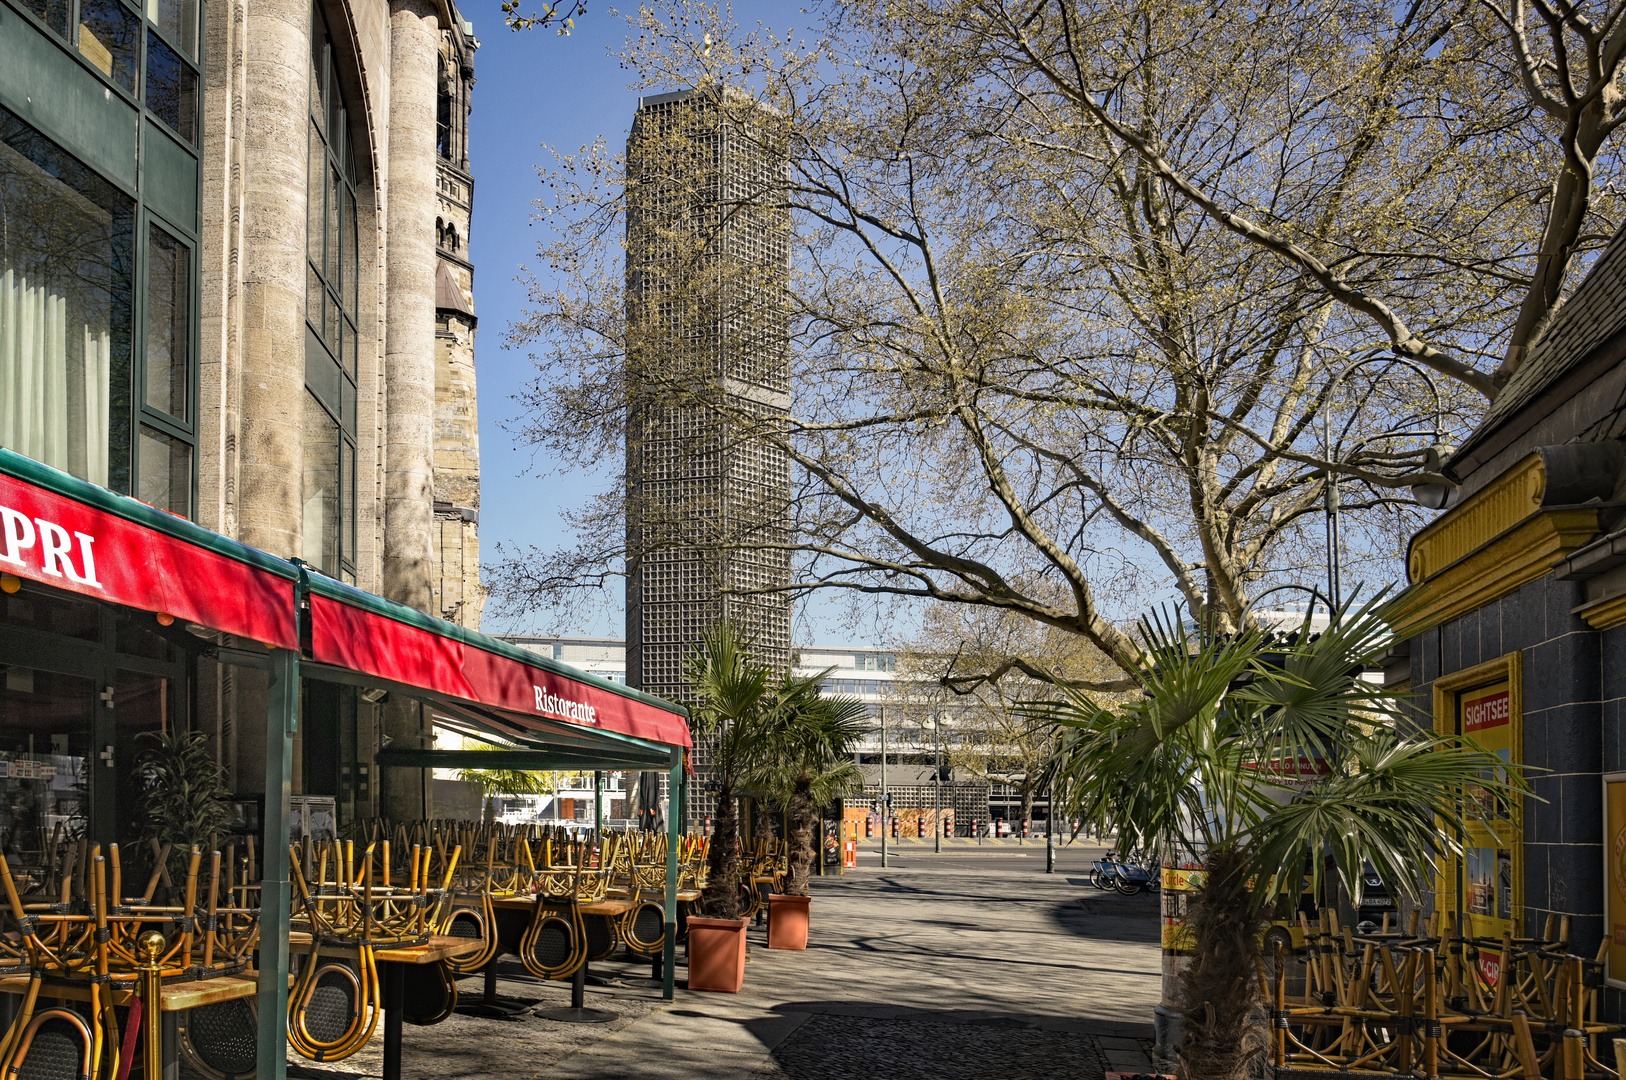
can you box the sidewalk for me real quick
[540,858,1160,1079]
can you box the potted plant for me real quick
[746,674,867,950]
[134,730,235,893]
[684,621,775,992]
[1046,598,1524,1079]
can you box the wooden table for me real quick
[0,971,265,1080]
[288,933,483,1080]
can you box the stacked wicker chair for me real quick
[0,838,261,1080]
[1270,909,1622,1080]
[285,839,459,1062]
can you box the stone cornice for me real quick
[1400,507,1599,633]
[1577,592,1626,630]
[1408,453,1546,583]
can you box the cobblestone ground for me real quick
[239,842,1160,1079]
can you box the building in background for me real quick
[498,635,1055,832]
[623,89,792,821]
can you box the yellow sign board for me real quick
[1606,775,1626,988]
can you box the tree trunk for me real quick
[702,786,741,919]
[784,777,815,895]
[753,798,775,845]
[1019,785,1035,831]
[1178,845,1267,1080]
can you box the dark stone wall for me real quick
[1410,572,1607,980]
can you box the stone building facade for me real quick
[0,0,483,819]
[431,13,483,629]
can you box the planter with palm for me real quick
[745,673,867,898]
[1045,598,1524,1080]
[686,621,776,922]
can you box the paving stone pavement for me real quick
[542,847,1161,1080]
[263,844,1159,1079]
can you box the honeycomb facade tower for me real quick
[624,89,792,821]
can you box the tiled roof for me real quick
[435,260,473,317]
[1459,225,1626,453]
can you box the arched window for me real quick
[303,0,360,581]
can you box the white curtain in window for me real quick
[1,128,115,488]
[0,268,109,486]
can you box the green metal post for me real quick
[257,647,298,1080]
[662,750,682,1000]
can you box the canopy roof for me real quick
[0,449,689,763]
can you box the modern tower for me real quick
[623,88,792,821]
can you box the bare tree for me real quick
[495,0,1622,676]
[946,0,1626,396]
[887,599,1125,825]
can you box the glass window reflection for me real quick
[144,223,188,419]
[145,0,195,55]
[77,0,140,94]
[302,392,339,575]
[0,106,133,490]
[145,32,198,143]
[137,424,190,516]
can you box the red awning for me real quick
[0,458,298,649]
[0,450,688,749]
[308,590,690,747]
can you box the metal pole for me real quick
[879,704,888,869]
[934,716,941,853]
[257,646,298,1080]
[594,770,603,837]
[662,752,681,1001]
[1046,771,1055,873]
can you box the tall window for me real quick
[1,0,198,514]
[0,108,132,489]
[304,1,358,581]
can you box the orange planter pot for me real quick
[686,916,748,992]
[767,894,811,950]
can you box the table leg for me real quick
[163,1011,178,1080]
[533,950,615,1024]
[382,963,404,1080]
[484,958,498,1006]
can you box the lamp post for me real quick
[879,703,888,869]
[1321,355,1446,611]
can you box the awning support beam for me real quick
[375,747,671,771]
[257,647,298,1080]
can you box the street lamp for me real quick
[1320,356,1448,611]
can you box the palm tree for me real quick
[745,673,869,895]
[453,740,556,823]
[686,620,776,920]
[1045,598,1523,1080]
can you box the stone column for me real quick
[382,0,438,613]
[236,0,309,559]
[381,0,439,821]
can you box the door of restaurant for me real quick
[0,577,188,863]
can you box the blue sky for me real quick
[467,3,829,640]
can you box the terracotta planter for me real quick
[686,916,748,992]
[767,894,811,950]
